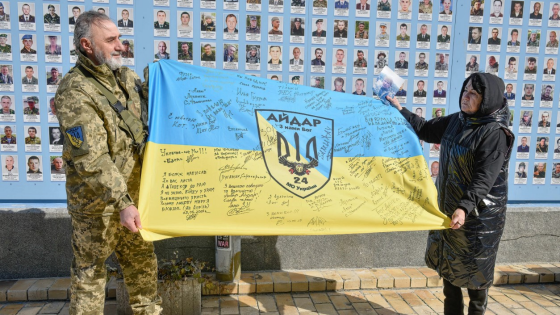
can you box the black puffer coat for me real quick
[400,73,515,290]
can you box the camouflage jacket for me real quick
[25,136,41,144]
[23,107,39,115]
[1,135,16,144]
[54,51,145,215]
[44,14,60,24]
[0,44,10,53]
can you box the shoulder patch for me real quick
[66,126,84,148]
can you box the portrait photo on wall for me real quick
[310,76,325,89]
[398,0,412,19]
[549,2,560,27]
[504,56,518,80]
[289,46,304,71]
[0,2,10,30]
[117,8,134,36]
[93,7,110,17]
[224,13,239,41]
[18,3,36,31]
[177,11,194,38]
[200,42,216,65]
[394,51,409,76]
[154,40,171,60]
[504,83,516,105]
[246,15,262,41]
[352,77,367,95]
[44,35,62,63]
[50,156,66,181]
[507,28,521,52]
[245,45,261,70]
[489,0,504,21]
[20,34,37,62]
[0,96,15,122]
[68,5,84,33]
[333,19,348,45]
[529,1,543,26]
[519,110,533,133]
[177,41,193,64]
[2,154,19,181]
[43,4,60,32]
[268,16,283,41]
[469,0,484,23]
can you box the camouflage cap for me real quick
[27,96,38,103]
[48,4,55,9]
[380,23,387,28]
[0,34,6,38]
[250,45,257,50]
[292,76,300,80]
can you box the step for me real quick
[0,263,558,301]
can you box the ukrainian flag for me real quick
[139,60,449,241]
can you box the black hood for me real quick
[459,73,506,117]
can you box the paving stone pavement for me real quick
[1,283,559,314]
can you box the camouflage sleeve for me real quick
[55,79,133,211]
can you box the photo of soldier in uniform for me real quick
[154,10,170,29]
[46,67,61,85]
[154,41,170,60]
[246,45,260,64]
[1,125,16,144]
[177,42,193,61]
[45,35,61,56]
[43,4,60,25]
[121,40,134,59]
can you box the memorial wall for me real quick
[0,0,558,202]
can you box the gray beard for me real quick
[93,44,122,70]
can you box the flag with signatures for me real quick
[138,60,449,241]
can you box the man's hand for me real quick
[450,208,465,230]
[120,205,142,233]
[385,95,403,111]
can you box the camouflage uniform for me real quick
[246,26,260,34]
[47,76,61,85]
[54,51,161,315]
[1,109,14,114]
[0,44,10,53]
[44,14,60,24]
[178,52,192,61]
[313,0,327,7]
[418,2,432,13]
[0,14,9,22]
[354,58,367,67]
[23,107,39,115]
[121,50,135,58]
[25,136,41,144]
[1,135,16,143]
[21,48,36,54]
[415,62,429,70]
[45,45,62,55]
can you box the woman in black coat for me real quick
[387,73,515,315]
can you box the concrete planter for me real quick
[117,278,201,315]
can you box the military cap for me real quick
[315,76,321,80]
[51,67,59,72]
[27,96,38,103]
[292,76,300,80]
[380,23,387,28]
[294,17,302,22]
[48,4,55,9]
[271,16,279,22]
[523,111,530,117]
[0,34,6,38]
[22,34,33,40]
[122,40,130,45]
[48,35,57,39]
[0,3,4,8]
[316,19,323,24]
[358,21,365,25]
[250,15,257,20]
[250,45,257,50]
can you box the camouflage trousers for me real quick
[70,212,162,315]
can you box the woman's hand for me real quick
[385,95,402,111]
[450,208,466,230]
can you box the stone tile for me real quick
[352,302,377,315]
[491,294,523,309]
[287,272,308,292]
[354,269,377,289]
[546,307,560,315]
[221,306,240,315]
[202,307,220,314]
[28,279,55,301]
[7,279,37,301]
[487,302,515,315]
[294,297,316,313]
[336,270,361,290]
[58,303,69,315]
[254,273,273,294]
[412,305,436,315]
[238,295,258,308]
[202,296,220,308]
[399,292,424,307]
[38,301,65,314]
[48,279,70,300]
[330,295,352,310]
[519,301,554,314]
[416,268,442,287]
[221,295,240,308]
[256,295,278,312]
[302,271,326,292]
[496,265,523,284]
[385,298,415,314]
[511,309,536,315]
[511,265,540,284]
[314,303,338,315]
[525,264,556,283]
[309,292,330,304]
[291,293,310,298]
[493,269,509,285]
[271,272,291,293]
[18,304,43,315]
[274,293,298,315]
[239,306,259,315]
[363,292,390,309]
[320,270,343,291]
[338,310,358,315]
[238,273,256,294]
[401,268,427,288]
[0,281,16,302]
[369,269,393,289]
[0,304,24,315]
[220,281,239,295]
[385,269,410,288]
[343,291,365,303]
[540,264,560,283]
[374,308,398,315]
